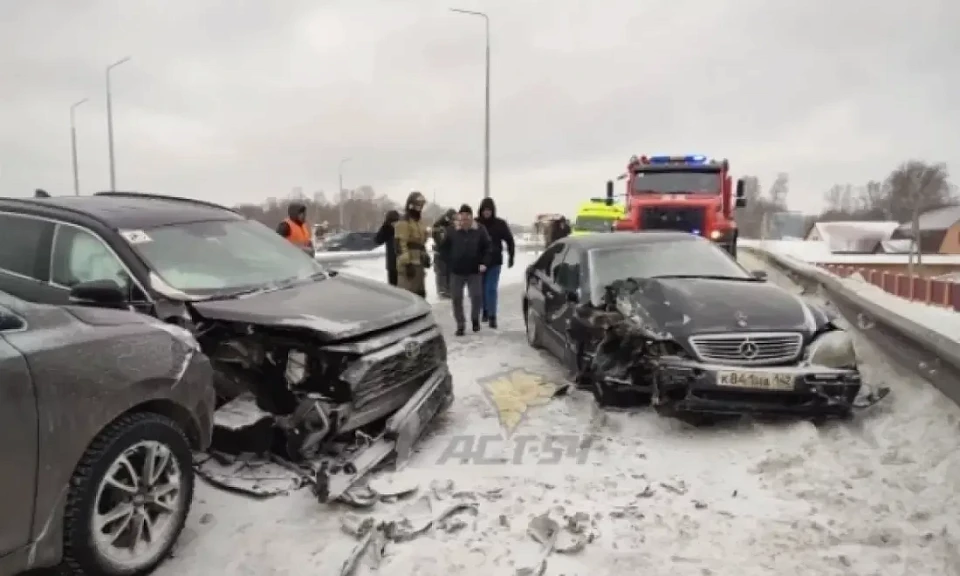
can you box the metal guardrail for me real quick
[742,244,960,407]
[314,242,542,264]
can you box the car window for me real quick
[554,246,581,292]
[132,219,325,295]
[533,243,564,274]
[51,225,131,291]
[0,214,54,280]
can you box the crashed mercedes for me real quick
[522,232,888,420]
[0,192,453,502]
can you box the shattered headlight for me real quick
[804,330,857,370]
[285,350,309,386]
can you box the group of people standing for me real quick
[375,192,515,336]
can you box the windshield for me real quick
[631,170,720,194]
[574,215,615,232]
[132,219,325,296]
[588,240,750,298]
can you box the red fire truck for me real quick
[606,154,746,256]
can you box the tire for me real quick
[62,412,195,576]
[525,306,543,349]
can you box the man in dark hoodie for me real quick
[277,202,314,255]
[375,209,401,286]
[394,191,431,298]
[475,197,515,329]
[439,204,491,336]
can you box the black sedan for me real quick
[521,232,880,419]
[320,231,378,252]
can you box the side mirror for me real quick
[751,270,768,280]
[735,179,745,198]
[735,198,747,208]
[69,279,127,307]
[566,290,579,303]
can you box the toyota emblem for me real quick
[403,340,420,359]
[738,340,759,360]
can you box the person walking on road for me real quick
[277,202,315,255]
[476,197,515,329]
[431,208,457,299]
[438,204,491,336]
[394,192,431,298]
[375,210,401,286]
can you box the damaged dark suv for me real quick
[523,232,886,420]
[0,192,453,500]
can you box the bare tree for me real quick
[885,160,951,273]
[767,173,789,209]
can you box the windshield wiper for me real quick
[651,274,758,282]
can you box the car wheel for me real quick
[525,307,542,349]
[62,412,195,576]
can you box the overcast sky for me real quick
[2,0,958,222]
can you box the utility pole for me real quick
[70,98,88,195]
[106,56,131,191]
[338,157,351,230]
[450,8,490,198]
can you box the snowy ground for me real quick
[156,251,960,576]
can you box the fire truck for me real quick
[606,154,746,256]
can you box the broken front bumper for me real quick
[315,364,454,502]
[653,357,864,416]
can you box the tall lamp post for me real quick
[449,8,490,199]
[70,98,88,196]
[106,56,131,191]
[338,157,351,230]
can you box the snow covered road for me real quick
[156,252,960,576]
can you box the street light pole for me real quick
[338,157,351,230]
[106,56,131,191]
[449,8,490,199]
[70,98,88,196]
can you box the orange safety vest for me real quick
[284,218,311,247]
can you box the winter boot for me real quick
[455,326,465,337]
[481,311,488,322]
[472,319,481,332]
[488,315,497,329]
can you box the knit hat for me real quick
[458,203,473,215]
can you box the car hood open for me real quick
[614,277,818,340]
[190,273,432,341]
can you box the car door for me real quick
[0,213,61,304]
[540,244,571,358]
[524,243,565,353]
[548,245,583,369]
[0,304,38,556]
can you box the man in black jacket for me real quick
[374,210,401,286]
[430,208,457,299]
[476,197,515,329]
[439,204,491,336]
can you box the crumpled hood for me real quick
[615,277,821,340]
[191,273,432,341]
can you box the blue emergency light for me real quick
[647,155,708,165]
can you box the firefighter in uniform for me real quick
[277,202,314,254]
[431,208,457,299]
[394,191,431,298]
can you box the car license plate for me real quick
[716,370,794,391]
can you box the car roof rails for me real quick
[93,191,237,213]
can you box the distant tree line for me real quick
[734,160,956,238]
[233,186,454,231]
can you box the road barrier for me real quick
[742,243,960,407]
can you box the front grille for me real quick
[688,332,803,366]
[350,335,447,406]
[639,206,706,234]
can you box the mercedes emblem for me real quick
[738,340,759,360]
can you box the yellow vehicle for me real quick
[571,198,624,236]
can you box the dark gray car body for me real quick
[0,291,215,575]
